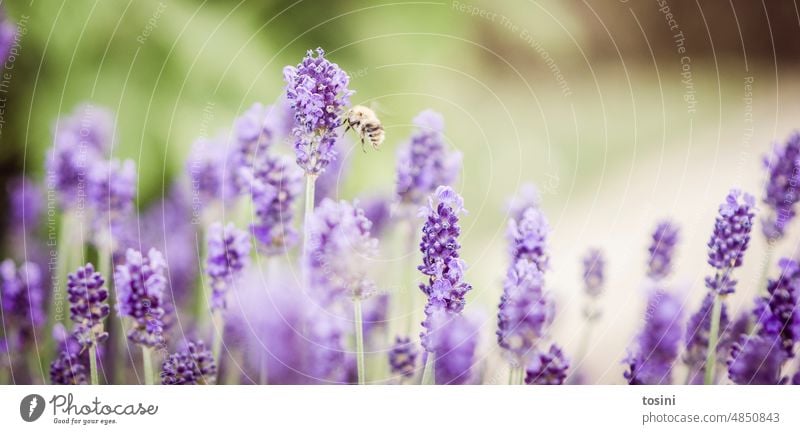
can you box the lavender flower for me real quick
[160,340,217,385]
[49,330,88,385]
[284,48,352,175]
[754,258,800,357]
[761,132,800,240]
[358,195,392,238]
[115,248,168,347]
[8,177,43,231]
[0,259,44,336]
[244,155,304,255]
[396,110,462,206]
[582,248,605,297]
[231,103,280,191]
[508,206,550,273]
[87,159,137,237]
[684,292,730,383]
[624,290,683,385]
[647,220,680,281]
[497,260,549,361]
[305,199,378,301]
[524,344,569,385]
[418,187,472,351]
[507,183,541,222]
[186,136,234,208]
[0,10,15,64]
[727,334,787,385]
[305,307,350,383]
[429,313,479,385]
[389,336,418,379]
[314,143,349,205]
[705,190,755,295]
[206,222,251,311]
[67,264,110,347]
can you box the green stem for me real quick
[89,344,99,385]
[354,298,366,385]
[142,346,154,385]
[757,248,773,297]
[212,310,225,365]
[303,174,317,254]
[421,352,435,385]
[259,352,269,385]
[575,300,597,374]
[704,293,722,385]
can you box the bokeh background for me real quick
[1,0,799,383]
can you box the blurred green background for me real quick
[2,0,799,382]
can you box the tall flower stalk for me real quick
[66,264,109,385]
[574,247,605,380]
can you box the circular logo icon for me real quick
[20,394,45,422]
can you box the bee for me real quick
[344,105,385,152]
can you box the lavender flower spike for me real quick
[88,159,137,239]
[231,103,279,192]
[727,334,788,385]
[67,264,110,347]
[755,258,800,357]
[430,313,479,385]
[582,248,605,298]
[761,132,800,240]
[206,222,251,311]
[1,9,16,65]
[705,189,755,295]
[161,340,217,385]
[115,248,168,347]
[396,110,462,206]
[284,48,352,175]
[8,177,43,231]
[624,290,683,385]
[683,292,729,384]
[647,220,680,281]
[525,344,569,385]
[388,336,418,380]
[497,260,549,362]
[0,259,45,338]
[49,327,88,385]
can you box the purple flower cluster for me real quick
[524,344,569,385]
[684,292,730,383]
[67,264,110,347]
[305,308,350,383]
[647,220,680,281]
[49,328,88,385]
[429,312,479,385]
[88,159,137,237]
[705,190,755,295]
[244,155,304,255]
[8,177,43,231]
[582,248,605,297]
[305,199,378,301]
[727,334,787,385]
[160,340,217,385]
[186,136,234,208]
[115,248,168,347]
[231,103,283,191]
[0,9,15,64]
[761,132,800,240]
[418,187,472,351]
[396,110,461,206]
[497,260,549,361]
[753,258,800,357]
[507,206,550,272]
[624,290,683,385]
[388,336,418,380]
[206,222,251,311]
[284,48,352,175]
[0,259,44,337]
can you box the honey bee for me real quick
[344,105,385,152]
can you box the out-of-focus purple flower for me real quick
[314,141,350,205]
[624,290,683,385]
[396,110,461,206]
[705,190,755,295]
[754,258,800,357]
[0,259,44,336]
[362,293,389,339]
[67,263,110,348]
[160,340,217,385]
[761,132,800,240]
[49,328,88,385]
[429,312,479,385]
[0,10,15,64]
[115,248,168,347]
[243,155,303,255]
[507,184,541,222]
[497,260,549,361]
[508,206,549,273]
[524,344,569,385]
[684,292,730,383]
[727,334,788,385]
[284,48,352,175]
[389,336,418,380]
[88,159,136,237]
[305,307,350,383]
[8,177,43,232]
[231,103,282,192]
[358,195,392,238]
[306,199,378,301]
[206,222,251,311]
[582,248,605,297]
[418,187,471,352]
[647,220,680,281]
[186,136,234,208]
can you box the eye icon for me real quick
[20,394,45,422]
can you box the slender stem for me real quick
[142,347,154,385]
[302,174,317,293]
[574,299,597,378]
[212,310,225,365]
[508,366,516,385]
[704,293,723,385]
[421,352,436,385]
[757,247,773,297]
[259,352,269,385]
[89,344,99,385]
[403,218,417,335]
[354,298,366,385]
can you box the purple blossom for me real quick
[49,327,88,385]
[88,159,137,236]
[705,189,755,295]
[754,258,800,357]
[305,307,350,383]
[497,260,549,362]
[160,340,217,385]
[761,132,800,240]
[727,334,788,385]
[418,187,472,352]
[582,248,605,297]
[67,263,110,347]
[243,155,303,255]
[508,205,549,273]
[429,312,479,385]
[305,199,378,301]
[231,103,280,191]
[389,336,418,380]
[684,292,730,383]
[0,259,44,337]
[206,222,250,311]
[396,110,461,206]
[284,48,352,175]
[8,177,43,231]
[524,344,569,385]
[0,10,15,64]
[647,220,680,281]
[186,136,234,208]
[624,290,683,385]
[507,183,541,222]
[362,293,389,339]
[115,248,168,347]
[314,142,349,205]
[358,195,392,238]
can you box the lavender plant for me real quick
[760,132,800,242]
[574,247,605,381]
[161,340,217,385]
[67,263,110,384]
[624,290,683,385]
[389,336,419,382]
[525,344,569,385]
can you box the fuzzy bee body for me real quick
[344,105,385,152]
